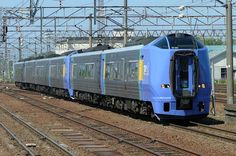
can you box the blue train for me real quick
[14,33,212,120]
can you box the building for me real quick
[209,45,236,80]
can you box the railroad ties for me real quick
[0,105,76,156]
[2,88,199,156]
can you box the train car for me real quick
[139,33,211,119]
[48,56,69,97]
[13,33,211,120]
[71,52,102,95]
[24,60,36,89]
[13,61,25,88]
[34,59,50,92]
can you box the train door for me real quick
[170,51,199,110]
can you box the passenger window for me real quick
[105,62,114,80]
[36,66,44,78]
[72,64,78,79]
[105,61,124,80]
[78,63,95,79]
[85,63,95,79]
[127,61,138,81]
[58,65,63,79]
[154,38,169,49]
[50,65,57,79]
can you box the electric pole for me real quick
[3,17,9,81]
[225,0,236,124]
[226,0,234,105]
[124,0,128,46]
[89,14,93,48]
[18,36,23,61]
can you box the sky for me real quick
[0,0,220,7]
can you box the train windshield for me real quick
[167,34,197,49]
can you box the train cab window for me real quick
[154,37,169,49]
[167,34,196,49]
[127,61,138,81]
[196,40,204,49]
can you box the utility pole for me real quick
[18,36,23,61]
[226,0,234,105]
[124,0,128,46]
[3,17,9,81]
[35,40,37,56]
[30,0,34,23]
[89,14,93,48]
[97,0,105,43]
[54,17,57,46]
[94,0,96,25]
[225,0,236,124]
[211,62,216,115]
[40,7,43,54]
[30,0,40,24]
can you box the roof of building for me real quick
[209,50,236,64]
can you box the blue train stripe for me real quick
[101,53,106,95]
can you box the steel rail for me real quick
[4,90,199,156]
[0,122,36,156]
[0,104,76,156]
[189,121,236,135]
[15,90,199,155]
[168,123,236,144]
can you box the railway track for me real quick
[214,84,236,103]
[0,104,76,156]
[214,84,236,93]
[3,89,199,156]
[168,121,236,144]
[0,122,36,156]
[213,93,236,103]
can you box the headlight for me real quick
[161,84,170,88]
[198,84,206,88]
[201,84,206,88]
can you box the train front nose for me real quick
[170,50,199,110]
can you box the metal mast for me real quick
[124,0,128,46]
[97,0,105,40]
[226,0,234,105]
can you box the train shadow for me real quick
[6,87,225,127]
[160,117,225,127]
[49,97,227,127]
[190,117,225,125]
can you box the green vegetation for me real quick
[214,79,226,84]
[214,79,236,84]
[196,36,224,45]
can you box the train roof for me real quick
[15,33,205,64]
[18,52,61,62]
[125,36,156,47]
[71,45,144,58]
